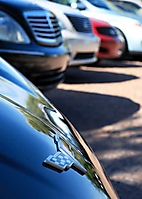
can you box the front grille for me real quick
[99,47,108,53]
[24,11,62,46]
[65,14,92,33]
[74,52,94,60]
[96,27,117,37]
[31,69,65,88]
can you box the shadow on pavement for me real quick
[84,117,142,199]
[45,89,141,199]
[93,60,142,68]
[45,89,140,132]
[45,61,142,199]
[64,67,138,84]
[111,179,142,199]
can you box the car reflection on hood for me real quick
[0,58,119,199]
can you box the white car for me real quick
[53,0,142,59]
[32,0,100,66]
[79,0,142,58]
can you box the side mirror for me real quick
[71,2,87,10]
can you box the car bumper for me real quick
[98,36,122,59]
[62,30,100,66]
[0,42,70,90]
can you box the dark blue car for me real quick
[0,0,70,89]
[0,58,119,199]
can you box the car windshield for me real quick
[105,0,125,11]
[87,0,129,12]
[87,0,110,9]
[106,0,142,16]
[48,0,77,5]
[116,1,141,9]
[113,1,141,11]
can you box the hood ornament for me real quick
[43,134,86,175]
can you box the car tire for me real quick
[115,28,128,59]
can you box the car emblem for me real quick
[46,14,53,29]
[83,20,89,29]
[43,134,86,175]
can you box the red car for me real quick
[90,18,124,59]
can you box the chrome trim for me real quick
[24,11,63,46]
[0,49,44,56]
[43,134,86,175]
[68,57,97,66]
[34,32,61,37]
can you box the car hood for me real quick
[0,0,42,12]
[0,58,118,199]
[90,18,111,27]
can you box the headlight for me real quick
[0,11,30,44]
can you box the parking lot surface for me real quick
[44,60,142,199]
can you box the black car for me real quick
[0,58,119,199]
[0,0,70,89]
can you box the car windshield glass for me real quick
[119,1,141,9]
[105,0,125,12]
[87,0,110,9]
[115,1,141,11]
[48,0,77,6]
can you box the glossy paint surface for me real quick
[0,58,119,199]
[90,18,123,59]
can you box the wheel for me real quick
[115,28,127,59]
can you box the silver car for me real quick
[33,0,100,66]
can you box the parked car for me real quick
[61,0,142,60]
[33,0,100,66]
[90,18,124,59]
[0,57,119,199]
[0,0,71,90]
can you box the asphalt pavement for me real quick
[44,60,142,199]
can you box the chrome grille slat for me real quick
[31,24,50,27]
[24,11,62,46]
[35,32,61,37]
[34,29,61,34]
[32,27,61,32]
[27,19,47,22]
